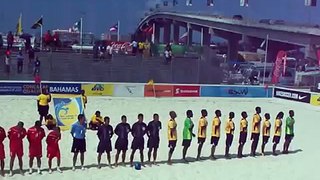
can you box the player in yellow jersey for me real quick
[225,112,235,158]
[196,109,208,161]
[167,111,177,165]
[238,111,248,158]
[250,107,261,157]
[210,110,221,159]
[272,112,284,156]
[261,113,271,156]
[37,88,51,123]
[81,90,87,109]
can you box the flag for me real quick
[16,14,22,35]
[142,25,153,34]
[31,17,43,29]
[179,31,188,41]
[147,79,154,85]
[271,50,286,84]
[72,20,81,32]
[109,23,118,32]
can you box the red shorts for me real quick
[47,147,60,159]
[0,143,5,160]
[10,147,23,158]
[29,145,42,158]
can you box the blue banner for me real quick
[0,82,81,95]
[48,83,81,94]
[200,86,272,98]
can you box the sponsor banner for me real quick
[273,87,311,103]
[113,84,144,97]
[47,83,81,94]
[52,94,84,131]
[0,82,48,95]
[173,85,200,97]
[81,83,114,96]
[144,85,173,97]
[200,86,272,97]
[310,94,320,106]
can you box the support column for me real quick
[202,27,210,46]
[163,22,171,44]
[187,28,193,46]
[154,23,160,44]
[173,24,180,44]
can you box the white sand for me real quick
[0,96,319,180]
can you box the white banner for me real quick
[113,84,144,97]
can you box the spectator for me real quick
[164,49,172,64]
[0,34,3,49]
[44,30,52,50]
[106,44,113,60]
[138,42,144,55]
[28,47,35,64]
[131,40,138,56]
[7,31,14,50]
[17,51,24,73]
[34,57,40,76]
[4,54,10,75]
[53,32,60,49]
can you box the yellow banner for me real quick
[310,94,320,106]
[81,84,114,96]
[52,94,84,131]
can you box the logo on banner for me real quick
[227,87,248,95]
[274,88,310,103]
[173,86,200,97]
[126,86,134,94]
[92,84,104,91]
[53,95,84,131]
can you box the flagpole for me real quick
[187,23,190,46]
[151,23,155,43]
[200,27,203,46]
[40,15,43,51]
[262,34,269,86]
[80,18,83,53]
[117,20,120,41]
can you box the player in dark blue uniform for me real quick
[97,117,113,168]
[129,113,147,167]
[114,115,131,167]
[147,113,162,165]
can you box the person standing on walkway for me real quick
[17,51,24,73]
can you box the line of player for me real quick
[0,106,295,177]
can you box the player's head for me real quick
[201,109,208,117]
[264,113,270,120]
[169,111,177,119]
[42,88,47,94]
[81,90,85,95]
[241,111,247,119]
[121,115,127,123]
[46,114,53,120]
[78,114,85,124]
[215,110,221,117]
[276,112,284,119]
[35,120,41,127]
[153,113,159,121]
[229,112,235,119]
[95,111,101,117]
[104,116,110,125]
[138,113,144,122]
[17,121,24,128]
[186,110,193,118]
[255,107,261,114]
[289,110,294,117]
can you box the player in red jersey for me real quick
[46,127,62,174]
[0,126,6,177]
[8,121,27,176]
[27,121,45,174]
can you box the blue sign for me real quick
[47,83,81,94]
[0,82,46,95]
[200,86,272,98]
